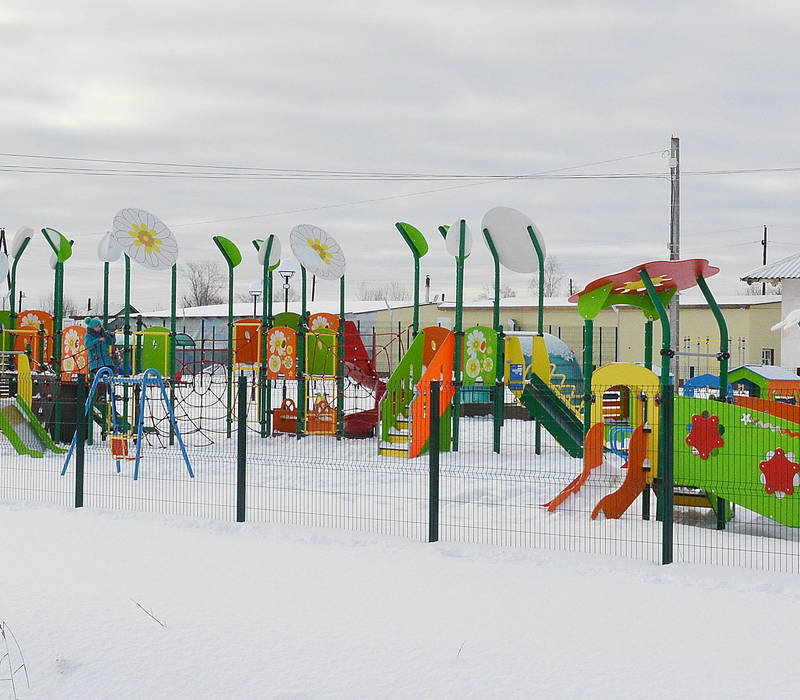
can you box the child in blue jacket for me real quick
[84,317,116,374]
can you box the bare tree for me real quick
[356,281,411,301]
[474,283,517,300]
[36,293,80,316]
[181,261,224,307]
[738,281,782,295]
[529,255,565,297]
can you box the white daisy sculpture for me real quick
[112,208,179,271]
[289,224,345,281]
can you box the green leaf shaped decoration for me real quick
[41,228,73,263]
[395,222,428,258]
[213,235,242,268]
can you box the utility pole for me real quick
[761,225,768,295]
[669,136,680,385]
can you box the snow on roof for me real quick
[143,299,423,318]
[733,364,800,381]
[437,294,781,309]
[741,251,800,282]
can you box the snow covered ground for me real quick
[2,501,800,699]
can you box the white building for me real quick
[742,252,800,374]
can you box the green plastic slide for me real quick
[0,397,66,458]
[519,374,584,459]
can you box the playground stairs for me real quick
[548,366,583,418]
[379,327,455,459]
[378,416,410,458]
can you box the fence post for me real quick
[661,383,674,564]
[75,373,86,508]
[237,373,247,523]
[428,380,440,543]
[428,381,441,542]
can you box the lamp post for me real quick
[249,281,262,318]
[278,258,297,314]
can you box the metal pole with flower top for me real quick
[253,235,282,437]
[438,219,472,452]
[289,225,346,440]
[112,208,181,429]
[213,235,242,439]
[41,228,73,441]
[480,206,548,454]
[8,227,33,331]
[394,222,429,337]
[97,232,122,328]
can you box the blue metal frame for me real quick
[61,367,194,481]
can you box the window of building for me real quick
[762,348,774,365]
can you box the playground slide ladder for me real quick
[379,330,455,458]
[519,373,584,459]
[548,365,584,418]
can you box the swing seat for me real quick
[273,398,298,434]
[307,399,336,435]
[110,434,137,461]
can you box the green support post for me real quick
[53,260,64,443]
[103,261,110,327]
[9,236,32,331]
[169,264,177,446]
[428,380,440,543]
[75,372,86,508]
[237,373,247,522]
[696,273,730,530]
[135,315,143,374]
[258,237,276,438]
[483,228,505,452]
[642,318,654,520]
[639,269,674,565]
[452,221,466,452]
[529,226,545,452]
[493,326,504,454]
[582,319,594,436]
[644,320,653,370]
[336,276,345,440]
[395,223,428,337]
[297,268,307,440]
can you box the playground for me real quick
[1,207,799,572]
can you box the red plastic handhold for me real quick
[759,448,800,498]
[685,412,724,460]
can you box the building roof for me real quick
[731,364,800,381]
[438,294,781,310]
[143,299,423,318]
[741,251,800,283]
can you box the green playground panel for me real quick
[306,328,336,375]
[141,325,171,375]
[381,331,427,441]
[273,312,300,330]
[674,396,800,527]
[461,326,497,387]
[0,311,11,350]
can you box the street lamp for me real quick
[249,281,262,317]
[277,258,297,314]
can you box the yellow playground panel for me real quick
[590,363,661,477]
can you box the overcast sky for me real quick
[2,0,799,314]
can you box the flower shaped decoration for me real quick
[112,208,179,271]
[310,315,331,331]
[269,329,288,356]
[685,411,725,460]
[289,224,345,280]
[64,327,80,354]
[465,356,481,379]
[19,312,44,329]
[97,231,122,263]
[466,329,487,357]
[268,355,282,373]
